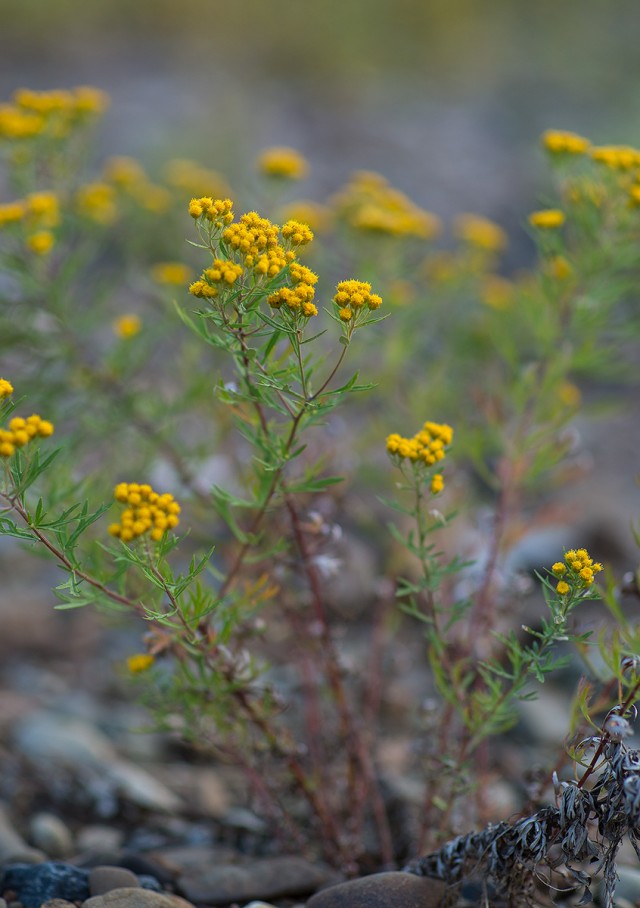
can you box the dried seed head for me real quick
[604,714,633,742]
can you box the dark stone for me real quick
[1,861,90,908]
[306,871,448,908]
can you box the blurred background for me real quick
[5,0,640,270]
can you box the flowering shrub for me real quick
[2,86,640,902]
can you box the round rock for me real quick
[89,866,141,896]
[306,872,448,908]
[29,814,74,860]
[83,888,196,908]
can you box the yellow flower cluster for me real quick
[552,549,603,596]
[0,87,108,141]
[150,262,192,285]
[188,196,234,226]
[0,379,14,400]
[333,279,382,323]
[590,145,640,171]
[455,214,507,253]
[189,259,244,300]
[0,414,55,458]
[108,482,181,543]
[528,209,566,229]
[281,219,314,246]
[223,212,290,277]
[542,130,591,155]
[0,191,60,255]
[268,285,318,318]
[257,146,309,180]
[333,170,441,240]
[386,421,454,472]
[100,156,171,214]
[267,261,319,319]
[127,653,155,674]
[75,183,118,225]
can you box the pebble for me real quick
[241,903,280,908]
[306,872,448,908]
[41,901,77,907]
[29,813,74,860]
[83,888,196,908]
[89,866,141,896]
[1,862,90,908]
[0,803,45,864]
[178,855,339,905]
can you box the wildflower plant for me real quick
[4,84,640,902]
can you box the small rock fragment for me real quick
[306,872,448,908]
[89,866,141,896]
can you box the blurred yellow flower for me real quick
[113,314,142,339]
[455,214,507,253]
[528,209,565,229]
[542,130,590,155]
[151,262,192,285]
[126,653,155,674]
[257,146,309,180]
[26,230,54,256]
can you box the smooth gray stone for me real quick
[89,866,141,896]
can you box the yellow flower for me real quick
[338,307,353,322]
[0,103,45,139]
[103,155,146,188]
[551,562,566,576]
[150,262,192,285]
[528,209,565,229]
[542,130,590,155]
[0,201,26,227]
[113,314,142,339]
[547,255,573,281]
[76,183,117,225]
[455,214,507,253]
[430,474,444,494]
[203,259,244,286]
[281,219,314,246]
[480,275,513,310]
[72,86,110,116]
[26,231,54,256]
[558,381,581,408]
[126,653,155,674]
[0,412,54,457]
[556,581,570,596]
[0,378,14,400]
[26,192,59,228]
[591,145,640,171]
[257,147,309,180]
[110,482,180,542]
[387,421,454,468]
